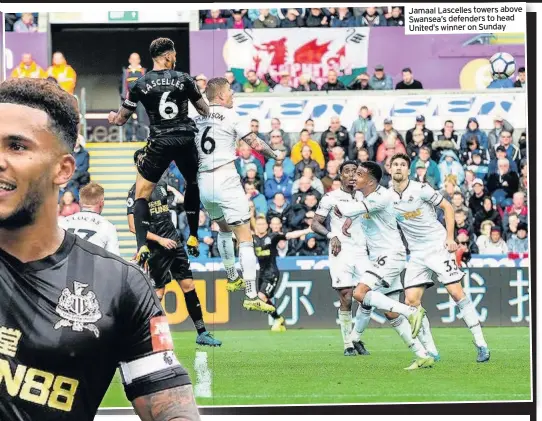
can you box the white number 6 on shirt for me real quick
[159,91,179,120]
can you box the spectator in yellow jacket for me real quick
[47,52,77,94]
[290,129,326,170]
[10,53,47,79]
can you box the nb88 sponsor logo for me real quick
[0,359,79,412]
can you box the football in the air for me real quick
[489,52,516,79]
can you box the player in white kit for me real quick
[311,161,371,356]
[335,162,434,370]
[193,77,282,314]
[390,153,490,363]
[58,182,120,255]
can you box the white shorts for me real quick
[404,246,464,290]
[329,251,371,289]
[362,252,406,296]
[198,165,250,226]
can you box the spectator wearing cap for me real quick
[348,72,372,91]
[202,9,227,29]
[457,229,480,255]
[409,145,440,188]
[438,150,465,188]
[244,181,268,216]
[503,191,528,228]
[331,7,356,27]
[350,106,378,156]
[405,115,434,146]
[486,158,519,207]
[296,74,319,92]
[253,9,280,28]
[380,118,405,145]
[375,132,407,164]
[292,167,325,197]
[225,70,243,93]
[349,132,368,161]
[386,6,405,26]
[235,143,265,179]
[267,193,292,227]
[407,128,430,161]
[227,9,253,28]
[369,65,393,90]
[280,8,305,27]
[395,68,423,90]
[242,162,263,193]
[514,67,526,88]
[290,129,325,170]
[321,70,346,91]
[488,145,518,175]
[487,115,514,152]
[297,232,323,256]
[493,130,521,166]
[294,145,321,180]
[412,160,438,190]
[358,6,387,26]
[507,222,528,253]
[474,196,502,235]
[243,70,270,93]
[460,117,489,151]
[432,120,459,161]
[321,160,340,192]
[320,116,350,152]
[264,164,293,203]
[466,150,489,181]
[468,179,489,217]
[305,8,329,27]
[478,226,508,254]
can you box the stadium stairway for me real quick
[87,142,146,260]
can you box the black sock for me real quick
[268,299,281,320]
[184,182,200,239]
[184,289,206,335]
[134,198,151,250]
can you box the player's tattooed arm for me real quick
[132,384,201,421]
[191,97,209,117]
[109,106,133,126]
[241,132,280,160]
[311,215,341,256]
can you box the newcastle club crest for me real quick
[54,281,102,338]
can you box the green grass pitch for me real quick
[100,327,531,407]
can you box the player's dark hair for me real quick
[501,130,512,137]
[251,118,259,124]
[149,37,175,59]
[206,77,229,102]
[390,153,411,168]
[0,78,79,152]
[518,67,525,73]
[453,191,464,198]
[359,161,383,183]
[300,129,309,134]
[339,160,358,173]
[444,119,454,126]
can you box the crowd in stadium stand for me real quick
[199,7,405,29]
[4,13,39,32]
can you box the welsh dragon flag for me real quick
[222,27,371,89]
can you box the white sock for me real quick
[217,231,238,281]
[239,241,258,299]
[418,315,439,355]
[338,310,353,349]
[350,305,372,342]
[362,290,416,318]
[389,316,428,359]
[457,297,487,348]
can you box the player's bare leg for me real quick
[215,218,245,291]
[258,292,285,332]
[231,223,274,314]
[337,287,356,356]
[404,286,440,361]
[353,281,426,338]
[178,279,222,347]
[133,172,156,267]
[447,282,490,362]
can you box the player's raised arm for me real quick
[187,75,209,117]
[109,83,141,126]
[118,266,201,421]
[241,131,282,161]
[312,194,341,256]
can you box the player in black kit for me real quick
[127,170,221,347]
[253,215,312,331]
[0,79,200,421]
[108,37,209,267]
